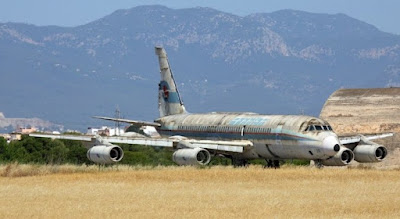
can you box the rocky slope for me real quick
[0,112,61,132]
[1,5,400,130]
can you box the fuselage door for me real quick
[241,125,246,138]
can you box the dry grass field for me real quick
[1,164,400,218]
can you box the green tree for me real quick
[45,140,69,164]
[7,140,30,163]
[0,137,7,161]
[61,139,88,164]
[119,144,175,166]
[18,135,50,163]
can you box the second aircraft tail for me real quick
[155,47,187,117]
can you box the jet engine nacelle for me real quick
[353,144,387,163]
[172,147,211,166]
[321,147,354,166]
[87,145,124,164]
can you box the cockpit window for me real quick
[305,125,333,132]
[305,125,313,131]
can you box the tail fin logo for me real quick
[162,85,169,99]
[159,81,180,104]
[159,81,172,102]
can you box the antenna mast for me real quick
[114,106,121,136]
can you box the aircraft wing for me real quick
[93,116,161,127]
[29,134,252,153]
[30,133,93,141]
[339,133,394,145]
[100,136,251,153]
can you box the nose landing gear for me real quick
[312,159,324,169]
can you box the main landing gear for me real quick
[231,158,249,167]
[230,157,281,169]
[265,159,280,169]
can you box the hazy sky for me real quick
[0,0,398,34]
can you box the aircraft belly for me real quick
[158,125,327,160]
[254,140,326,160]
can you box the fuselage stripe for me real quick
[157,128,316,141]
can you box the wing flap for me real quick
[103,136,174,148]
[188,143,244,153]
[184,139,252,153]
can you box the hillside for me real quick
[1,5,400,130]
[0,112,61,132]
[320,88,400,135]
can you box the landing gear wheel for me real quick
[264,160,280,169]
[314,160,324,169]
[266,160,273,168]
[232,158,249,168]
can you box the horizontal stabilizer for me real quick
[93,116,161,127]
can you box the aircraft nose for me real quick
[322,135,341,156]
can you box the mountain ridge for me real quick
[1,5,399,131]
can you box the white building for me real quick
[87,126,125,136]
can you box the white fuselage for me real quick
[155,112,341,160]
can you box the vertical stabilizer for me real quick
[155,47,187,117]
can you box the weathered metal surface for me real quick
[93,116,160,127]
[172,148,211,165]
[29,133,93,141]
[87,145,124,164]
[154,112,343,160]
[156,47,187,117]
[105,136,174,148]
[156,113,331,145]
[157,113,329,133]
[339,133,394,145]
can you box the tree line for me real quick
[0,136,308,166]
[0,135,233,166]
[0,136,87,165]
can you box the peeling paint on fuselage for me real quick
[155,112,338,160]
